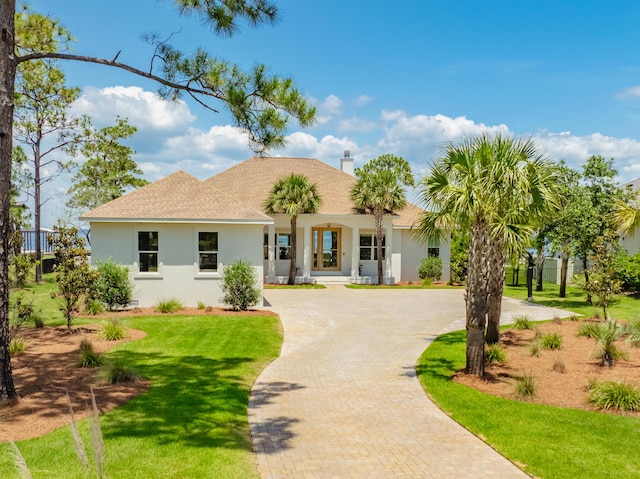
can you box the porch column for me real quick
[302,224,312,281]
[267,223,276,282]
[385,220,394,284]
[351,225,360,281]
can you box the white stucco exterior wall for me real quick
[90,221,265,307]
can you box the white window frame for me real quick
[198,231,219,272]
[359,233,385,261]
[137,231,159,273]
[276,232,291,260]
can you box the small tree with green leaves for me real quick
[50,225,99,331]
[95,259,133,311]
[581,233,622,320]
[221,259,261,311]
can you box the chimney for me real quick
[340,150,354,176]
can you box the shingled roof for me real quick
[81,170,272,223]
[81,157,424,227]
[205,156,422,227]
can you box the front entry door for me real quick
[312,228,341,271]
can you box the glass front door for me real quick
[312,228,341,271]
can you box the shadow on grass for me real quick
[101,350,259,452]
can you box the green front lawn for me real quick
[0,314,282,479]
[418,330,640,479]
[503,281,640,322]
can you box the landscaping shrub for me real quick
[155,298,184,313]
[583,319,629,366]
[85,299,104,315]
[627,318,640,347]
[99,359,139,384]
[418,256,442,283]
[515,371,538,399]
[530,332,542,357]
[484,343,507,364]
[197,300,206,310]
[9,336,28,355]
[512,315,533,330]
[77,338,104,368]
[587,380,640,412]
[9,253,36,288]
[99,318,127,341]
[612,250,640,293]
[95,259,133,311]
[541,332,563,350]
[221,259,261,311]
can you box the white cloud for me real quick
[338,117,377,133]
[615,86,640,100]
[378,111,510,156]
[309,94,344,124]
[279,131,358,163]
[534,131,640,182]
[72,86,196,131]
[355,94,374,107]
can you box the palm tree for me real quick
[351,155,414,285]
[264,173,322,285]
[416,134,558,376]
[614,197,640,235]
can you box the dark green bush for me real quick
[99,359,139,384]
[221,259,261,311]
[612,251,640,292]
[418,256,442,282]
[96,259,133,310]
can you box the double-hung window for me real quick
[428,237,440,257]
[199,232,218,272]
[277,233,291,260]
[138,231,159,272]
[359,233,385,261]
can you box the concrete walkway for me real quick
[249,287,570,478]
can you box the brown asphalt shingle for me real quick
[80,170,271,222]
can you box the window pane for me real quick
[199,252,218,271]
[428,247,440,257]
[428,237,440,248]
[360,235,372,247]
[374,247,386,261]
[360,249,372,261]
[139,252,158,272]
[278,234,291,247]
[278,247,290,260]
[138,231,158,251]
[374,236,386,247]
[199,232,218,251]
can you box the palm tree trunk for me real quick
[559,250,569,298]
[465,218,490,376]
[288,215,297,285]
[375,209,384,285]
[0,0,18,403]
[485,239,505,345]
[535,243,545,291]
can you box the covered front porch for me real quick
[264,215,398,285]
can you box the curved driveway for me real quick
[249,287,568,478]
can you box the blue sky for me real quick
[24,0,640,226]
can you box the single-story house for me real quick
[81,153,450,307]
[620,177,640,254]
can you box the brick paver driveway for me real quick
[250,287,568,478]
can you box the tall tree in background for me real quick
[67,117,147,214]
[13,13,85,283]
[0,1,316,403]
[264,173,322,285]
[351,154,414,285]
[417,134,558,375]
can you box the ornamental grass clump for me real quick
[9,336,29,355]
[586,319,629,366]
[512,315,533,330]
[99,318,127,341]
[541,332,563,350]
[515,371,538,400]
[99,359,139,385]
[77,338,104,368]
[587,380,640,412]
[155,298,184,313]
[484,343,507,364]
